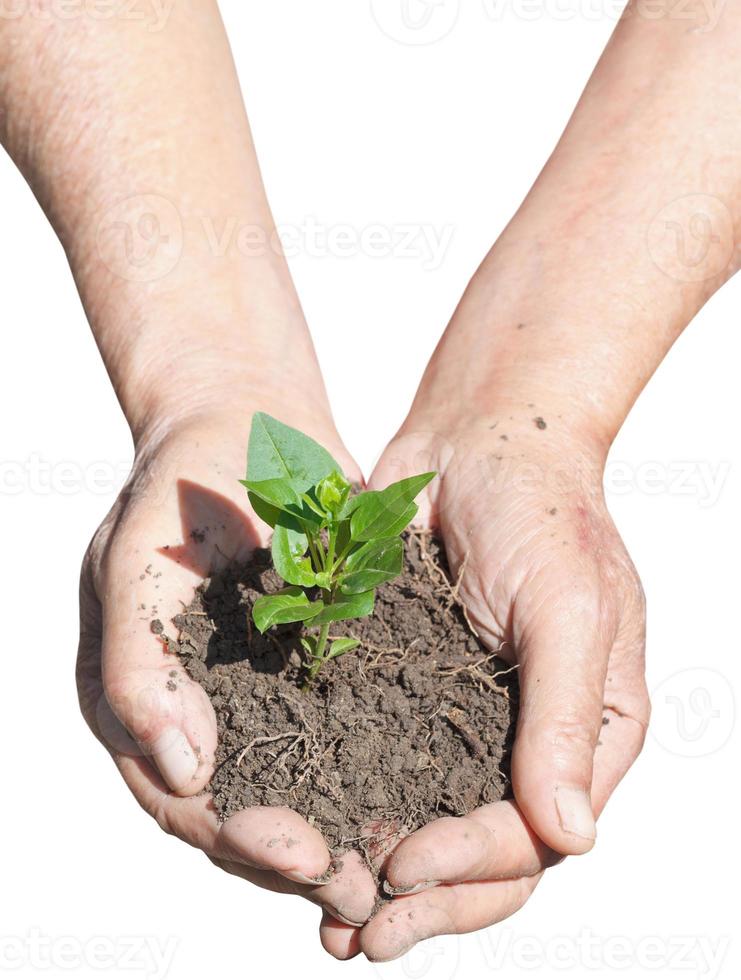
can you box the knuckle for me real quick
[550,718,598,753]
[521,701,600,767]
[623,568,647,623]
[83,502,124,587]
[535,712,600,766]
[103,676,162,744]
[637,688,652,727]
[562,583,601,624]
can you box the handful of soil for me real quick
[168,531,518,856]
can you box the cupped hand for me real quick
[76,411,379,931]
[320,412,650,961]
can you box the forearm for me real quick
[0,1,326,442]
[412,0,741,454]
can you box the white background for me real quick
[0,1,738,978]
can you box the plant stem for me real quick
[302,621,331,692]
[325,524,337,571]
[304,529,323,573]
[332,538,354,573]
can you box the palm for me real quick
[76,419,378,929]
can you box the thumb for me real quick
[511,582,612,856]
[96,561,218,797]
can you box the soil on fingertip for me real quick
[164,531,518,857]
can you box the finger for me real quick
[361,875,541,963]
[593,607,650,815]
[212,851,378,929]
[89,475,266,795]
[315,850,380,926]
[383,698,647,894]
[80,549,338,894]
[97,536,219,796]
[116,750,334,882]
[383,801,559,894]
[212,849,377,927]
[593,706,649,815]
[89,676,336,888]
[380,616,648,896]
[78,551,215,797]
[215,829,377,925]
[511,579,613,855]
[319,911,361,960]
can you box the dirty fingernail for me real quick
[555,786,597,841]
[326,907,366,928]
[150,727,198,792]
[282,868,332,886]
[383,879,441,897]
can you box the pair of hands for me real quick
[76,400,649,961]
[4,0,727,959]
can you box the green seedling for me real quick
[241,413,436,690]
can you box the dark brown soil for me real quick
[167,531,518,856]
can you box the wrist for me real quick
[79,247,335,450]
[410,228,716,457]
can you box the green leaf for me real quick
[349,473,435,541]
[300,636,316,659]
[242,477,301,511]
[340,537,403,594]
[335,518,353,559]
[271,525,317,588]
[244,488,301,531]
[252,587,324,633]
[327,637,361,660]
[243,483,322,533]
[391,472,437,500]
[338,491,367,520]
[307,590,375,626]
[247,413,341,492]
[350,497,416,542]
[245,488,280,528]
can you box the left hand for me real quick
[319,414,650,961]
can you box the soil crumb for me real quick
[169,531,518,855]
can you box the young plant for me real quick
[241,413,436,689]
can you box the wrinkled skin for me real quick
[76,414,650,963]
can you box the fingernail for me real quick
[382,879,441,897]
[555,786,597,841]
[150,727,198,792]
[327,908,367,928]
[368,936,416,963]
[282,867,333,886]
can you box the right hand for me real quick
[76,411,379,933]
